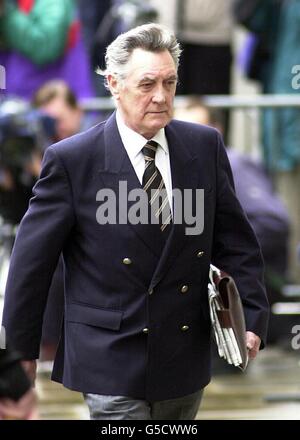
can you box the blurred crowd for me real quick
[0,0,300,417]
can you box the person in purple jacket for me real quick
[0,0,94,100]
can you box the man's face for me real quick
[108,48,178,139]
[40,96,82,140]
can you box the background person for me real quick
[0,0,94,100]
[32,79,94,141]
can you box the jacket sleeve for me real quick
[1,0,72,66]
[2,146,75,359]
[0,349,31,400]
[211,132,270,348]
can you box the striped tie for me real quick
[142,140,172,232]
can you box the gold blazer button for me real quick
[181,325,189,332]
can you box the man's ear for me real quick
[107,74,120,100]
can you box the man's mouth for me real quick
[148,111,167,114]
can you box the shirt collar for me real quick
[116,109,169,158]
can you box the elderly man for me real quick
[2,24,269,420]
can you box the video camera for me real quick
[0,99,56,177]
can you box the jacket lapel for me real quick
[99,112,166,257]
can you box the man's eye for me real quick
[141,83,152,88]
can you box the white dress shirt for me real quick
[116,110,173,216]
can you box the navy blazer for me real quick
[2,112,269,401]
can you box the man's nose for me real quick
[152,86,166,104]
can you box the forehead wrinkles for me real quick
[126,53,176,75]
[121,49,176,82]
[133,65,177,82]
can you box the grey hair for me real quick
[97,23,182,89]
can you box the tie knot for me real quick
[142,140,158,161]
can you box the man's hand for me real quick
[25,152,42,178]
[246,331,261,360]
[0,388,37,420]
[21,360,37,385]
